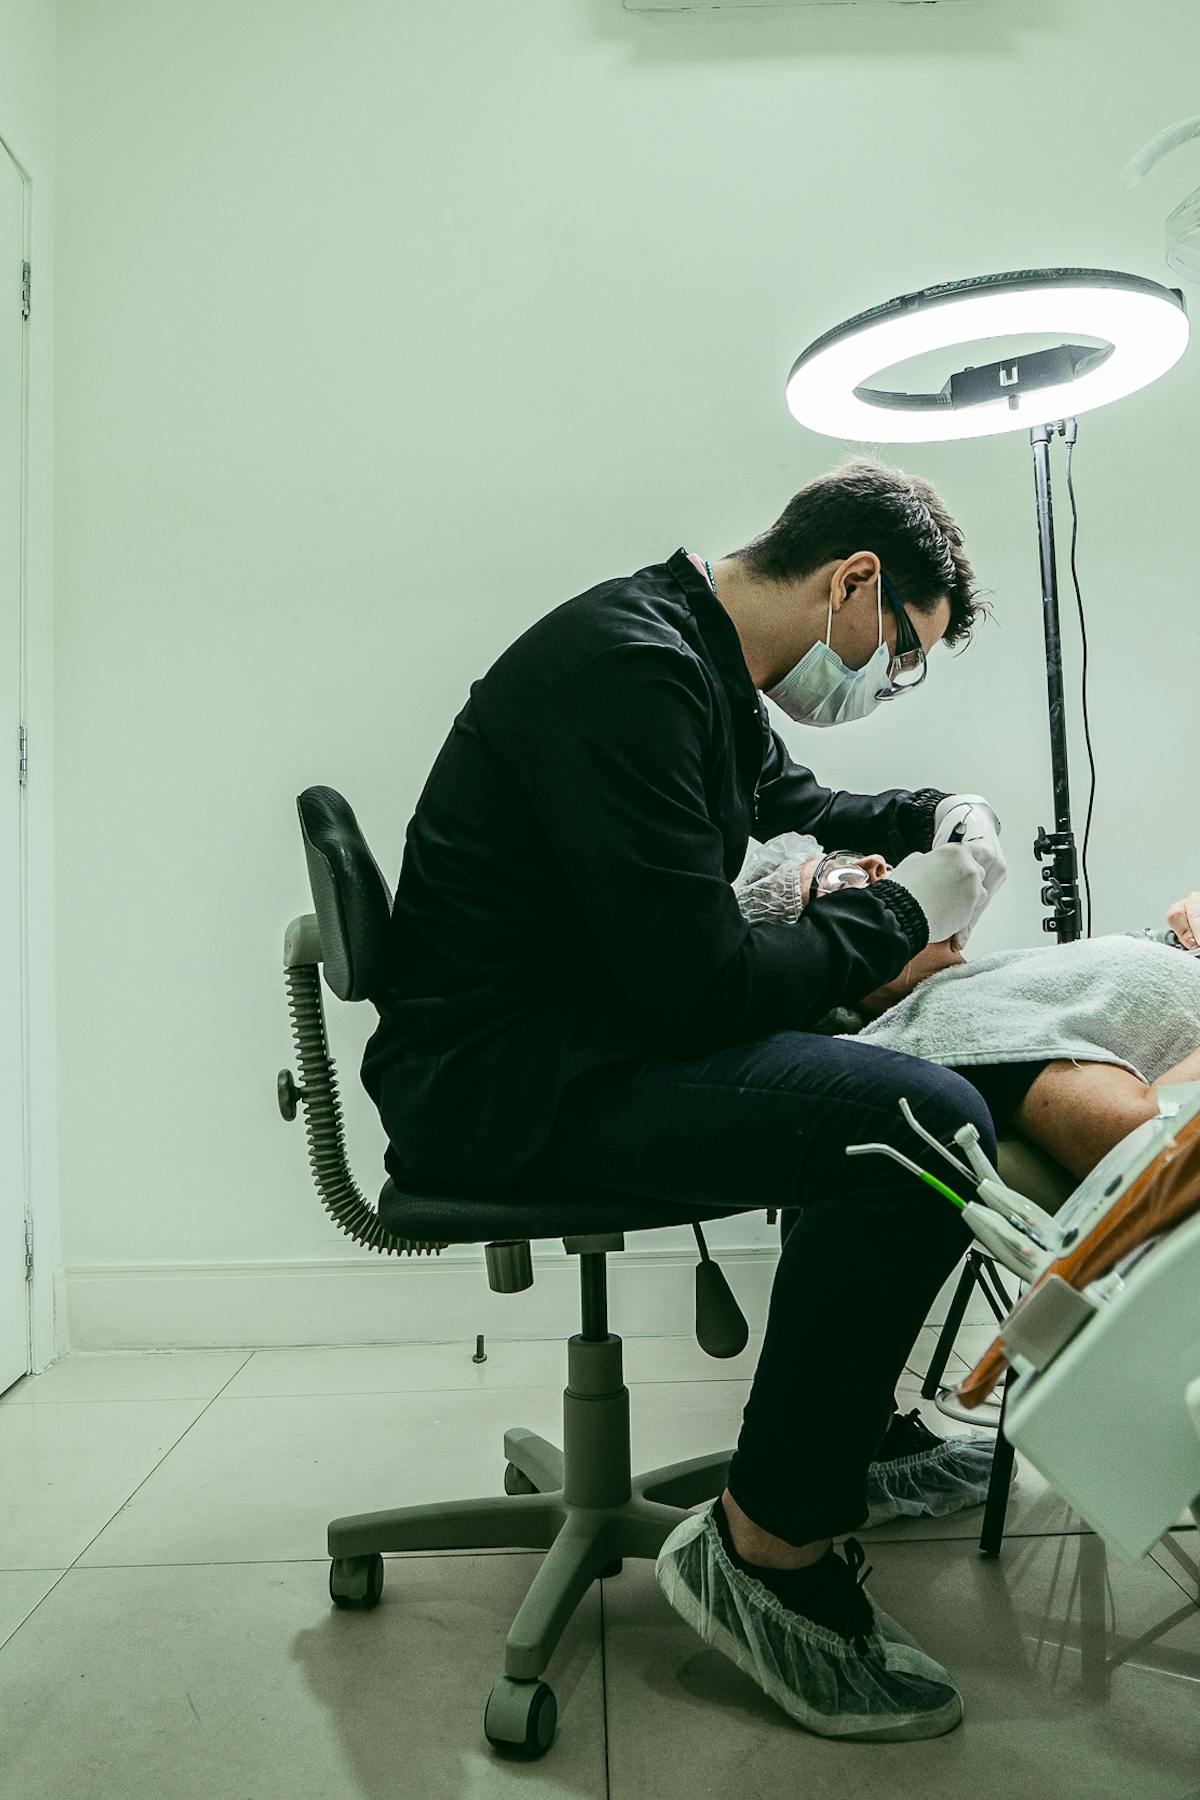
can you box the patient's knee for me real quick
[1015,1060,1156,1177]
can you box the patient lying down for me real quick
[733,833,1200,1182]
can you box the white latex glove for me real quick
[931,794,1007,947]
[886,845,986,947]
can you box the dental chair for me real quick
[958,1086,1200,1562]
[277,784,1075,1760]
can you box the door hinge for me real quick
[21,260,29,321]
[18,725,27,787]
[24,1217,33,1281]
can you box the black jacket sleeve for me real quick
[754,720,947,862]
[510,644,929,1056]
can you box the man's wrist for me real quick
[901,788,951,855]
[872,877,931,958]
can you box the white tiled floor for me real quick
[1,1338,1197,1798]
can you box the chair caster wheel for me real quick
[504,1461,538,1496]
[484,1676,557,1757]
[329,1553,384,1609]
[599,1558,623,1579]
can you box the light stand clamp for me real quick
[1033,826,1080,938]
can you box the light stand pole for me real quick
[1030,419,1082,943]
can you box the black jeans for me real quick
[521,1030,997,1546]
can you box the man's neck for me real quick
[705,556,789,692]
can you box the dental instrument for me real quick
[850,1083,1200,1559]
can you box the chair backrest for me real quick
[296,786,392,1003]
[284,784,762,1347]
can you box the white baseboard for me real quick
[63,1245,997,1351]
[63,1245,775,1351]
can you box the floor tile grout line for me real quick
[1149,1538,1200,1607]
[1147,1555,1196,1607]
[105,1372,755,1404]
[213,1376,757,1402]
[0,1521,1131,1581]
[10,1331,993,1408]
[6,1524,1174,1580]
[0,1550,561,1647]
[0,1551,559,1575]
[0,1352,243,1653]
[2,1394,282,1408]
[8,1372,762,1405]
[0,1568,74,1657]
[23,1337,767,1362]
[40,1351,260,1588]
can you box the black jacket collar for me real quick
[665,547,761,711]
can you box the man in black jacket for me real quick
[362,458,1006,1741]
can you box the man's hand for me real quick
[886,845,986,945]
[1167,891,1200,951]
[931,794,1006,945]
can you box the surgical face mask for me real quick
[765,575,892,727]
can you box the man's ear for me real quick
[846,552,881,591]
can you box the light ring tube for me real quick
[786,269,1189,442]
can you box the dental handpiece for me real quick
[961,1203,1045,1278]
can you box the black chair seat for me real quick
[378,1177,747,1243]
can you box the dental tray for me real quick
[955,1081,1200,1409]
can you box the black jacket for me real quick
[361,548,944,1191]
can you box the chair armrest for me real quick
[284,912,323,969]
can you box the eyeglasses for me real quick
[877,571,928,699]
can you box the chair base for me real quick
[326,1330,732,1684]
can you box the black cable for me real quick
[1064,430,1096,938]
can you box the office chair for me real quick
[278,784,1076,1757]
[279,785,762,1761]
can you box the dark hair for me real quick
[731,457,983,648]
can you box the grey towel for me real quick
[841,935,1200,1084]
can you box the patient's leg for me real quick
[1014,1047,1200,1180]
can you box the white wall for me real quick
[48,0,1200,1345]
[0,0,59,1368]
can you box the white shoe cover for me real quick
[866,1431,998,1527]
[655,1505,963,1742]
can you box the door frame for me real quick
[3,124,54,1375]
